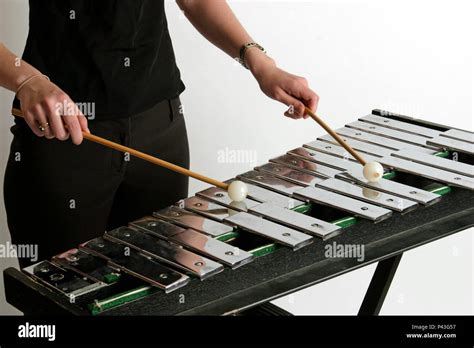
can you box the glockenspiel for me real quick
[4,109,474,316]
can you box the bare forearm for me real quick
[176,0,275,74]
[178,0,279,83]
[176,0,253,58]
[177,0,319,118]
[0,42,42,92]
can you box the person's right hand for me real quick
[16,76,89,145]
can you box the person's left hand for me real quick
[246,49,319,119]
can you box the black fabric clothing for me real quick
[14,0,185,119]
[4,98,189,268]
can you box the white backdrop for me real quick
[0,0,472,315]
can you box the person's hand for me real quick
[16,76,89,145]
[246,49,319,119]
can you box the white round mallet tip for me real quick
[227,180,248,202]
[363,161,384,182]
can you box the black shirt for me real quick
[16,0,185,120]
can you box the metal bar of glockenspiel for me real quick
[336,127,436,154]
[358,114,441,138]
[346,120,439,148]
[440,129,474,144]
[427,136,474,155]
[304,107,368,166]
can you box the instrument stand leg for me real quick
[358,253,403,316]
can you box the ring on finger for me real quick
[38,122,50,132]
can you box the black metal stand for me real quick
[358,253,403,316]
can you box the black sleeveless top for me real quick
[16,0,185,120]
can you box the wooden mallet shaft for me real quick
[11,108,229,190]
[304,107,367,166]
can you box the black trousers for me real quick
[4,98,189,268]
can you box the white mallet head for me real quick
[363,161,384,182]
[227,180,248,202]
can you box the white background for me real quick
[0,0,472,315]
